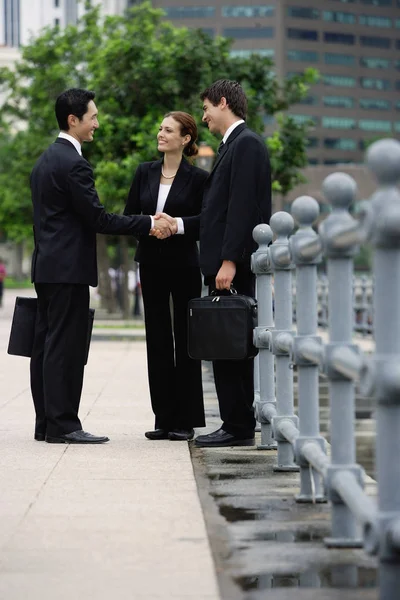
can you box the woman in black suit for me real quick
[124,111,208,441]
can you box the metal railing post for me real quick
[252,224,277,449]
[365,138,400,600]
[269,212,299,471]
[318,172,364,548]
[289,196,327,503]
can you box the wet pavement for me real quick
[191,367,378,600]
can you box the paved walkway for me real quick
[0,290,220,599]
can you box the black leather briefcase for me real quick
[7,296,95,365]
[188,290,258,361]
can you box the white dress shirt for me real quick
[156,184,184,234]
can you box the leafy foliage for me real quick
[0,1,318,240]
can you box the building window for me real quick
[324,32,355,45]
[223,27,274,39]
[308,158,320,165]
[360,77,391,90]
[359,119,392,132]
[287,7,319,19]
[324,52,355,66]
[324,138,357,151]
[54,18,60,26]
[287,50,319,62]
[323,11,356,24]
[359,15,392,28]
[323,95,354,108]
[307,137,319,148]
[287,28,318,41]
[360,36,391,48]
[396,20,400,28]
[322,117,356,129]
[324,159,355,165]
[394,122,400,132]
[298,95,319,105]
[164,6,215,18]
[323,74,357,87]
[360,98,391,110]
[396,81,400,90]
[397,40,400,49]
[230,49,274,58]
[289,114,319,125]
[199,28,215,37]
[222,6,275,18]
[360,57,391,69]
[395,61,400,71]
[54,0,60,7]
[360,0,392,5]
[331,0,356,2]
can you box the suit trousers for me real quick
[30,283,89,437]
[209,266,256,437]
[139,264,205,430]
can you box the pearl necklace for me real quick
[161,167,177,179]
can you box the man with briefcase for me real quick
[194,79,271,448]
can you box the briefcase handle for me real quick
[210,287,238,296]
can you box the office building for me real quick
[150,0,400,165]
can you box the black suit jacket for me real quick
[124,158,208,267]
[30,138,151,287]
[200,123,271,277]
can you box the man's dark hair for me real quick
[200,79,247,120]
[55,88,96,131]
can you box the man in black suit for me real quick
[195,79,271,448]
[30,88,172,444]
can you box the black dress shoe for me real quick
[46,430,109,444]
[144,429,170,440]
[34,432,46,441]
[168,429,194,441]
[194,428,255,448]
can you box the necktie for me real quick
[217,140,224,155]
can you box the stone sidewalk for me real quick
[0,290,220,600]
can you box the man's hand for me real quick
[215,260,236,290]
[150,213,178,239]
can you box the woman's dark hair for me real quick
[164,111,199,157]
[200,79,247,120]
[55,88,96,131]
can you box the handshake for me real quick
[149,212,178,239]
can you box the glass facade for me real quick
[323,74,357,87]
[324,32,355,45]
[322,117,356,129]
[360,57,391,69]
[287,28,318,41]
[359,119,392,131]
[360,0,392,5]
[360,98,391,110]
[223,27,274,39]
[325,53,356,66]
[360,77,391,90]
[323,11,356,24]
[230,49,275,58]
[360,36,391,48]
[289,114,319,125]
[287,7,319,19]
[323,95,355,108]
[222,6,275,18]
[164,6,215,18]
[324,138,357,150]
[359,15,392,28]
[287,50,319,62]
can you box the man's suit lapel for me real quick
[208,123,247,178]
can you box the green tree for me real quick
[0,1,318,308]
